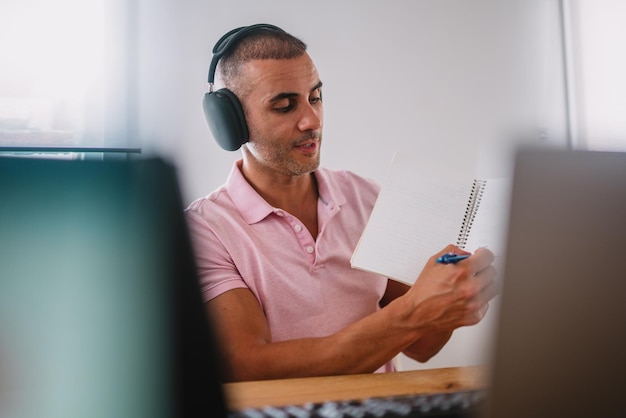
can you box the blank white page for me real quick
[351,153,474,284]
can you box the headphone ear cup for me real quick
[202,88,249,151]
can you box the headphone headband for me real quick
[207,23,286,84]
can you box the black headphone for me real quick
[202,24,286,151]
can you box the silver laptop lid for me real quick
[485,148,626,418]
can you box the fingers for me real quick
[475,265,500,300]
[441,246,499,324]
[434,244,471,260]
[465,264,500,326]
[478,303,490,318]
[432,245,494,270]
[431,245,496,283]
[466,247,495,273]
[466,302,490,326]
[473,263,496,286]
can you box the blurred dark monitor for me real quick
[0,157,227,418]
[484,148,626,418]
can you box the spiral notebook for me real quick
[351,152,511,284]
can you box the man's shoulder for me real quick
[185,186,230,215]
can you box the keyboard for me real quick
[228,389,487,418]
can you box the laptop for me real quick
[0,157,228,418]
[483,148,626,417]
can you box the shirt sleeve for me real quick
[185,208,248,302]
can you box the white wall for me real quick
[135,0,568,370]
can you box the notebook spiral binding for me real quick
[456,179,487,249]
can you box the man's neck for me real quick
[240,161,319,238]
[244,167,316,207]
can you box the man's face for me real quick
[238,54,323,177]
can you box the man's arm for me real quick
[208,286,423,381]
[209,245,498,382]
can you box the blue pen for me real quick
[436,253,470,264]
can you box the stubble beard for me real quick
[247,133,322,177]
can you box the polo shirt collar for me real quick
[314,166,347,210]
[226,160,274,224]
[225,160,347,224]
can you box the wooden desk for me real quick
[225,366,487,411]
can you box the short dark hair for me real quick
[217,29,307,91]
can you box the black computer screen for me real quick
[0,157,227,418]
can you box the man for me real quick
[185,24,498,382]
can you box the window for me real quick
[566,0,626,151]
[0,0,138,158]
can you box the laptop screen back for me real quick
[485,149,626,418]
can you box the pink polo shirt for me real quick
[185,160,394,373]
